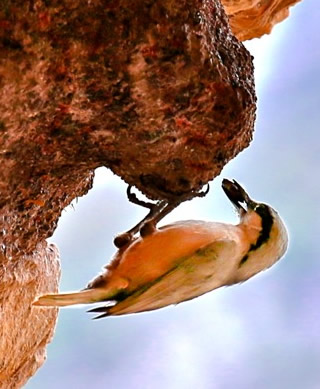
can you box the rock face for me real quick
[222,0,301,41]
[0,0,255,259]
[0,243,60,389]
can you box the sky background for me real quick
[26,1,320,388]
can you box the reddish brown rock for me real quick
[0,0,255,259]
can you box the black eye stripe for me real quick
[253,204,274,248]
[240,204,274,266]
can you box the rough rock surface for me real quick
[223,0,301,41]
[0,0,256,260]
[0,243,60,389]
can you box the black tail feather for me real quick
[92,312,111,320]
[87,305,112,319]
[87,306,110,313]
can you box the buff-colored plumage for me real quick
[33,179,288,318]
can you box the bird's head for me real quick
[222,179,289,282]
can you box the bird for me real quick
[33,179,288,318]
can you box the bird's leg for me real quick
[114,186,167,248]
[139,184,210,237]
[113,184,210,248]
[139,201,179,237]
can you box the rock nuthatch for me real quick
[33,179,288,318]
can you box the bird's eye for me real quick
[254,204,273,224]
[254,204,265,212]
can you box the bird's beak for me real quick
[222,179,256,213]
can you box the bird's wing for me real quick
[89,238,238,318]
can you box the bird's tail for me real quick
[33,288,114,307]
